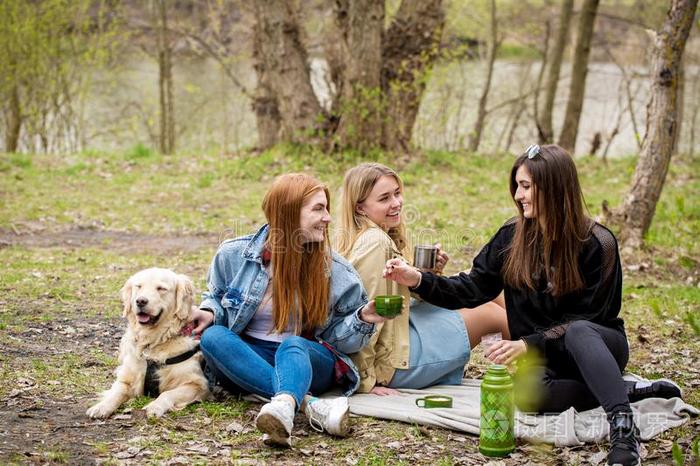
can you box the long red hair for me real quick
[262,173,331,333]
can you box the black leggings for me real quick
[516,320,630,415]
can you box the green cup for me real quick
[374,295,403,318]
[415,395,453,408]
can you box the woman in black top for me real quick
[383,145,680,466]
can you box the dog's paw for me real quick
[144,402,168,418]
[86,403,113,419]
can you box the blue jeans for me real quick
[200,325,336,409]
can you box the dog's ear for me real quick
[175,274,195,320]
[120,278,133,318]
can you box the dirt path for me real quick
[0,227,220,255]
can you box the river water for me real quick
[84,57,698,157]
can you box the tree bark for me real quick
[334,0,385,151]
[532,20,550,143]
[255,0,322,144]
[156,0,175,154]
[4,84,21,152]
[690,74,699,158]
[251,10,280,150]
[382,0,445,152]
[674,58,684,154]
[539,0,574,144]
[467,0,498,153]
[557,0,599,154]
[329,0,349,112]
[618,0,698,250]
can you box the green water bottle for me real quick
[479,364,515,457]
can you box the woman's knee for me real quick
[278,335,308,352]
[563,320,598,349]
[200,325,233,355]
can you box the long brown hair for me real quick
[262,173,331,333]
[335,163,408,257]
[502,145,592,296]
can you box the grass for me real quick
[0,146,698,464]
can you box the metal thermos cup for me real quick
[413,245,437,269]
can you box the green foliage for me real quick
[672,441,684,466]
[436,457,456,466]
[679,256,696,270]
[675,196,685,215]
[125,143,154,160]
[648,298,664,318]
[197,173,214,189]
[198,400,249,419]
[0,0,124,153]
[9,153,32,169]
[497,42,541,60]
[425,150,461,169]
[44,449,69,463]
[684,311,700,336]
[127,396,152,410]
[355,447,405,466]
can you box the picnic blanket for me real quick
[344,375,698,446]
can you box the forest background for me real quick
[0,0,698,464]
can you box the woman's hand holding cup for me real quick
[414,244,449,274]
[434,243,449,274]
[359,299,388,324]
[383,258,422,288]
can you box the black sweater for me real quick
[412,220,625,353]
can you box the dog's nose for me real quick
[136,297,149,308]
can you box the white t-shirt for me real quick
[244,271,293,342]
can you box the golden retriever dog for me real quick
[86,267,209,418]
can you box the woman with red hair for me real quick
[192,173,385,447]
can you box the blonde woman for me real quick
[336,163,509,395]
[191,173,385,447]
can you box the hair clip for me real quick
[526,144,540,159]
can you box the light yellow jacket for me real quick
[347,227,411,393]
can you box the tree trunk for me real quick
[157,0,175,154]
[334,0,385,151]
[557,0,599,154]
[382,0,445,152]
[674,58,684,154]
[4,84,21,152]
[539,0,574,144]
[255,0,322,144]
[690,76,699,158]
[532,20,550,143]
[618,0,697,250]
[251,11,280,150]
[467,0,498,153]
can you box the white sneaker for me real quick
[255,396,294,447]
[304,396,350,437]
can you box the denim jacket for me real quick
[200,224,374,396]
